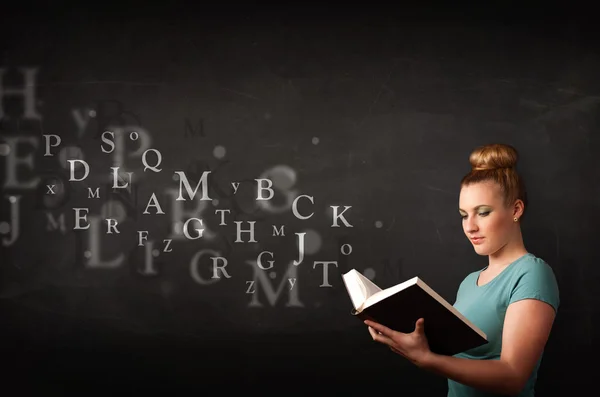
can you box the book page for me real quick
[354,271,382,299]
[341,270,367,310]
[358,276,419,312]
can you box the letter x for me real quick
[46,185,56,194]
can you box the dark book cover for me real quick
[354,282,488,356]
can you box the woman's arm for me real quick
[421,299,557,396]
[422,351,523,395]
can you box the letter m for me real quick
[174,171,211,201]
[246,261,303,308]
[46,212,66,233]
[184,118,205,138]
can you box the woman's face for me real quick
[459,181,514,256]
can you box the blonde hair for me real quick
[461,143,528,217]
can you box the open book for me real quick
[342,269,488,356]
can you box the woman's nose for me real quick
[465,217,478,232]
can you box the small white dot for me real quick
[172,173,179,181]
[213,145,226,159]
[0,143,10,156]
[8,196,17,204]
[269,272,276,279]
[0,222,10,234]
[364,268,376,280]
[88,109,96,117]
[375,221,383,228]
[213,199,219,206]
[84,251,92,259]
[312,137,320,145]
[152,249,160,257]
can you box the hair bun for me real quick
[469,143,518,171]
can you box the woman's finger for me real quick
[369,326,393,345]
[365,320,395,337]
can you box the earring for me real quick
[514,217,518,222]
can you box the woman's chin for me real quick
[473,246,491,256]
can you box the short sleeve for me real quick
[509,260,560,313]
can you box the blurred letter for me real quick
[0,68,41,120]
[2,195,21,246]
[3,137,40,189]
[46,212,66,233]
[246,261,303,307]
[84,216,124,268]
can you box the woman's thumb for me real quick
[415,318,425,333]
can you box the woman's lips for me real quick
[471,237,484,244]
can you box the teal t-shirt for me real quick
[448,253,560,397]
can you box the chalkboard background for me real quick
[1,3,598,395]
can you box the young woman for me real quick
[365,143,559,397]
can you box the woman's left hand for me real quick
[365,318,433,368]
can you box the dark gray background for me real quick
[1,3,598,395]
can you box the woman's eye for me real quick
[461,211,489,219]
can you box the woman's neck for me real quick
[487,239,528,272]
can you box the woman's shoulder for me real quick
[515,252,557,276]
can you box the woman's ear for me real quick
[513,199,525,218]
